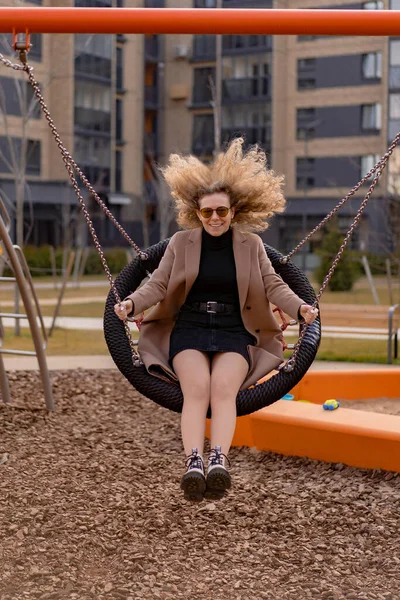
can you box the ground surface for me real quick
[339,398,400,416]
[1,370,399,600]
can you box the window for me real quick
[116,47,124,90]
[296,157,315,189]
[115,150,122,193]
[390,40,400,66]
[74,80,111,112]
[361,154,380,179]
[195,0,216,6]
[0,136,41,175]
[391,0,400,8]
[0,33,42,61]
[363,1,383,8]
[0,77,41,119]
[362,52,382,78]
[192,67,215,104]
[116,99,123,143]
[298,79,316,90]
[390,94,400,118]
[192,114,214,155]
[75,34,112,59]
[298,58,316,70]
[361,103,382,130]
[297,57,316,90]
[297,108,317,139]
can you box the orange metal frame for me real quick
[0,8,400,35]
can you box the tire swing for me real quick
[7,40,400,417]
[103,241,321,417]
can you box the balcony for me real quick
[222,77,270,103]
[74,107,111,134]
[75,54,111,81]
[145,0,164,6]
[221,126,271,147]
[389,66,400,90]
[192,36,216,61]
[222,35,272,54]
[223,0,272,7]
[145,85,158,109]
[145,36,159,62]
[144,132,158,157]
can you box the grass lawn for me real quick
[2,327,138,356]
[3,326,398,365]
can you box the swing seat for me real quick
[103,240,321,417]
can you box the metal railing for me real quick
[0,197,54,409]
[388,303,399,364]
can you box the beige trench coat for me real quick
[126,227,305,390]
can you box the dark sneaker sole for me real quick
[205,467,231,500]
[180,472,206,502]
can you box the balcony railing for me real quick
[222,35,272,53]
[145,36,159,61]
[74,107,111,133]
[222,77,270,103]
[221,126,271,147]
[192,36,216,61]
[75,54,111,81]
[145,85,158,109]
[144,132,158,157]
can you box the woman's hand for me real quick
[114,299,133,320]
[299,304,318,324]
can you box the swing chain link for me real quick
[281,130,400,267]
[283,151,394,373]
[0,51,143,365]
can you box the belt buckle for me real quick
[206,301,218,314]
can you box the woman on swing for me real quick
[114,138,318,502]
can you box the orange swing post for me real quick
[0,7,400,36]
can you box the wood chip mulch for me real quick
[1,370,399,600]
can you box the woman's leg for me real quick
[172,350,211,457]
[209,352,249,457]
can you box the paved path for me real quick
[2,315,397,340]
[2,354,398,372]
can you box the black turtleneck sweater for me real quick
[185,228,240,306]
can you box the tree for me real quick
[315,220,361,292]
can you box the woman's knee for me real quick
[183,379,210,403]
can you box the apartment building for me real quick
[161,0,396,268]
[0,0,398,265]
[0,0,145,248]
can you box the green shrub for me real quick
[83,248,128,276]
[3,246,129,278]
[314,226,361,292]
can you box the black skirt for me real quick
[169,303,256,366]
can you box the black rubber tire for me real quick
[103,239,321,417]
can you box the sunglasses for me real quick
[199,206,230,218]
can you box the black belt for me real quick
[183,301,237,314]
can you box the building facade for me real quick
[0,0,398,267]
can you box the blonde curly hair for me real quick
[160,137,286,232]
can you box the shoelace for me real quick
[185,449,204,472]
[208,447,231,469]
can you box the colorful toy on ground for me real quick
[323,399,340,411]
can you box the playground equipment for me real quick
[0,8,399,444]
[0,198,54,409]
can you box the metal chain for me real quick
[0,51,143,364]
[284,158,391,373]
[281,131,400,265]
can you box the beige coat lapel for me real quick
[233,228,251,311]
[184,227,202,297]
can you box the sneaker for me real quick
[205,446,231,500]
[180,448,206,502]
